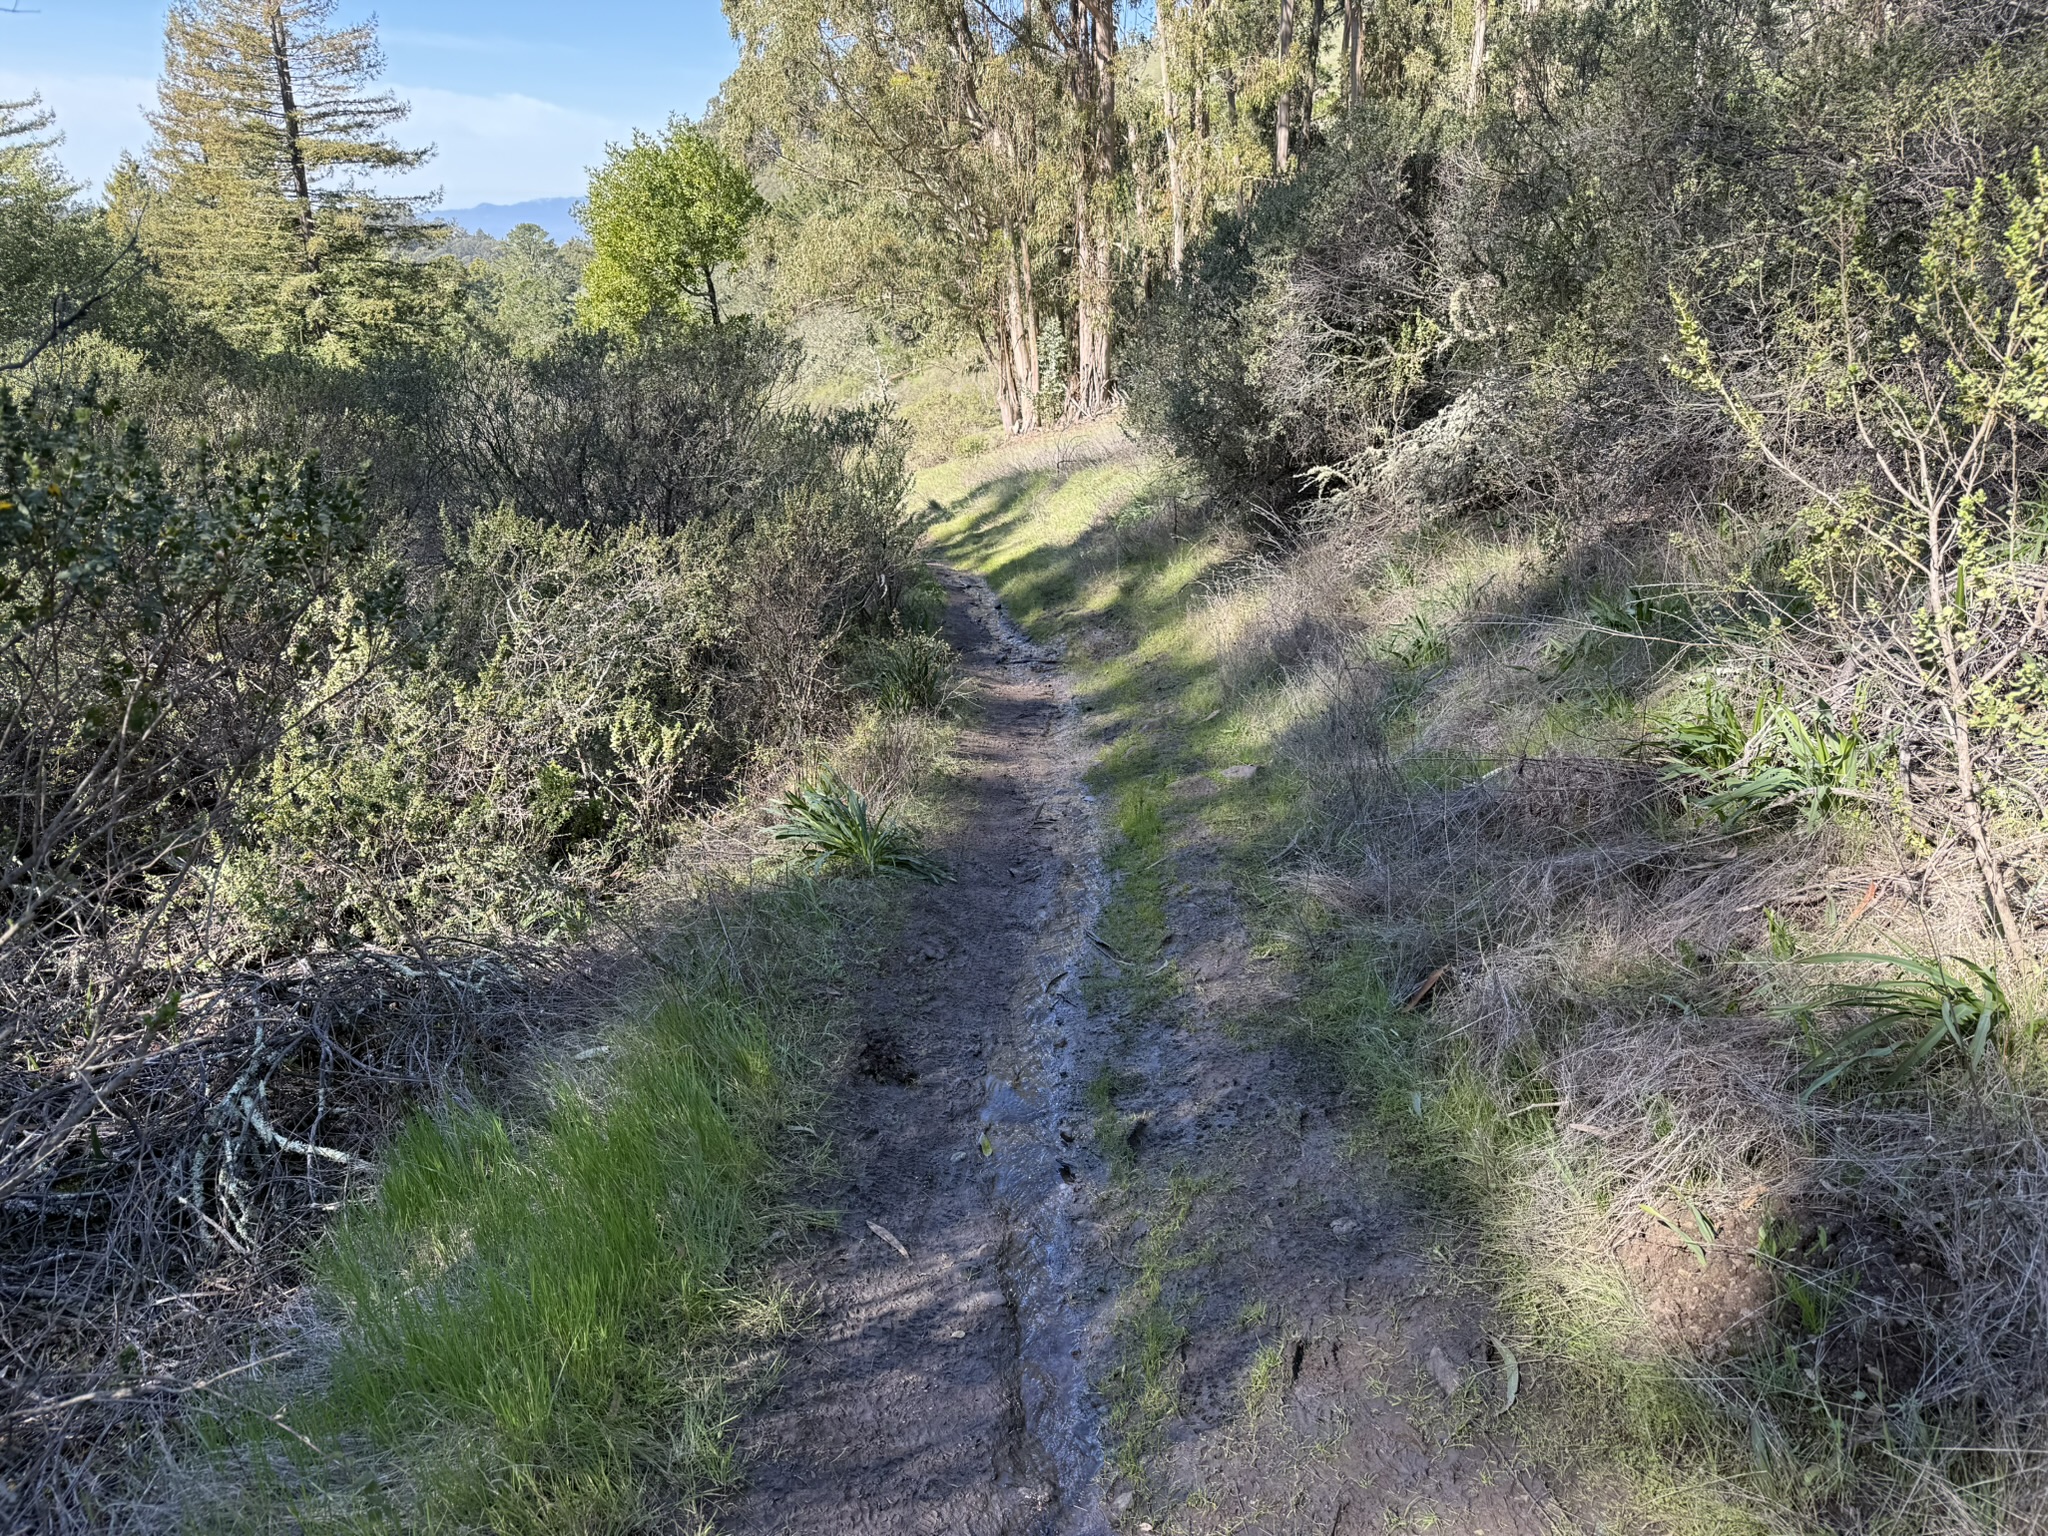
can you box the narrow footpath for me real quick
[722,569,1117,1536]
[726,443,1578,1535]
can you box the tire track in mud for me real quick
[721,569,1114,1536]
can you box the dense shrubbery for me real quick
[1,306,922,1530]
[0,385,380,953]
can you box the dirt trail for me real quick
[723,569,1116,1536]
[725,531,1573,1535]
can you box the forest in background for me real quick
[7,0,2048,1528]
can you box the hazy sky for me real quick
[0,0,740,206]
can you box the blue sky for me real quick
[0,0,739,206]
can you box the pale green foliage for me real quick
[0,385,375,942]
[579,120,763,334]
[142,0,455,364]
[219,507,731,946]
[0,98,129,366]
[467,222,585,355]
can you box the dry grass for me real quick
[1187,495,2048,1532]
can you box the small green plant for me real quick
[1799,950,2022,1097]
[851,629,957,713]
[769,775,947,880]
[1757,1220,1852,1338]
[1376,611,1450,670]
[1552,586,1686,670]
[1653,686,1876,825]
[1641,1198,1717,1268]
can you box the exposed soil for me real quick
[721,569,1116,1536]
[722,564,1577,1535]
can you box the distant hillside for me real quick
[434,197,581,243]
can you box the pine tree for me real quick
[143,0,454,364]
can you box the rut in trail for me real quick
[721,568,1116,1536]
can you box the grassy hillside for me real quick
[929,418,2047,1535]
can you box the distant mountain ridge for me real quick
[434,197,582,243]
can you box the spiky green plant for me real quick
[1799,951,2023,1097]
[769,776,948,880]
[1653,687,1876,825]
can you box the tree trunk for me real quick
[1003,228,1039,431]
[982,319,1022,435]
[1019,229,1041,407]
[1925,507,2023,949]
[1342,0,1361,106]
[1071,0,1116,415]
[1160,0,1186,280]
[704,265,722,327]
[265,4,319,274]
[1273,1,1295,172]
[1303,0,1324,128]
[1466,0,1489,111]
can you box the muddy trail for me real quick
[722,562,1573,1535]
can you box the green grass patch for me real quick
[189,869,880,1534]
[1102,1172,1209,1493]
[309,989,781,1530]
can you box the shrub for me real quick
[0,383,376,948]
[849,629,956,713]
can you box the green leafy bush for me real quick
[0,384,376,941]
[1652,686,1877,825]
[849,629,956,713]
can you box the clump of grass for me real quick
[770,776,948,880]
[850,629,958,713]
[1653,685,1878,825]
[1799,950,2026,1096]
[306,986,793,1530]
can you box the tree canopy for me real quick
[141,0,452,364]
[578,120,764,333]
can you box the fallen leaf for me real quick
[1492,1336,1520,1411]
[1844,880,1883,925]
[1401,966,1449,1011]
[1426,1343,1461,1397]
[866,1220,910,1261]
[979,1130,994,1157]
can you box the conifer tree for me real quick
[143,0,453,364]
[1,96,136,368]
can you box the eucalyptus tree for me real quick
[724,0,1068,431]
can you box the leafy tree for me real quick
[469,222,585,356]
[578,120,763,333]
[141,0,455,365]
[722,0,1065,430]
